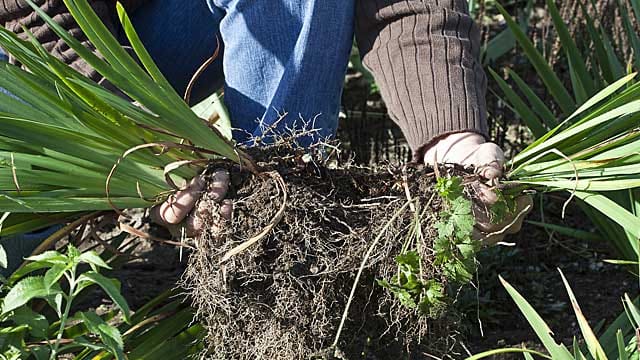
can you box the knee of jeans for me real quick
[0,47,8,62]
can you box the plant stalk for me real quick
[51,270,76,359]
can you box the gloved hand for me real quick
[152,169,232,237]
[423,132,533,246]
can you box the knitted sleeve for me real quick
[355,0,489,161]
[1,0,145,22]
[1,0,49,23]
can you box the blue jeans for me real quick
[2,1,355,142]
[129,0,355,144]
[0,0,355,269]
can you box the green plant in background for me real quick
[348,43,378,95]
[493,0,640,262]
[0,242,204,360]
[467,269,640,360]
[0,245,129,359]
[473,0,534,65]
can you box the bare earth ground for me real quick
[86,190,635,359]
[76,67,636,358]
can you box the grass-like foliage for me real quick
[0,0,247,234]
[495,1,640,260]
[467,270,640,360]
[507,73,640,242]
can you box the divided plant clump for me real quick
[0,0,640,358]
[0,0,495,356]
[182,140,491,358]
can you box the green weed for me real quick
[0,245,129,359]
[379,176,483,318]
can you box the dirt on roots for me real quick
[180,143,473,359]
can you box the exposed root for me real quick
[220,171,287,263]
[119,222,195,250]
[180,137,471,359]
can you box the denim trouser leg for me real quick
[131,0,355,144]
[128,0,226,105]
[211,0,355,143]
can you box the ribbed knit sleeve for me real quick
[1,0,47,22]
[1,0,144,22]
[355,0,489,161]
[2,0,148,82]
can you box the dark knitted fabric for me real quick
[2,0,489,158]
[355,0,488,160]
[1,0,145,81]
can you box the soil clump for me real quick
[181,142,473,359]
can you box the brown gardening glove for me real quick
[423,132,533,246]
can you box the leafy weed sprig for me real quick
[0,246,130,359]
[433,176,480,285]
[379,176,482,318]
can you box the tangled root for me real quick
[181,144,465,359]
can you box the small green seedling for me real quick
[379,176,484,317]
[433,176,480,285]
[0,245,130,360]
[377,251,447,318]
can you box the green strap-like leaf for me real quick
[496,3,575,115]
[489,68,546,138]
[499,276,575,360]
[558,269,608,360]
[617,0,640,70]
[580,4,616,84]
[545,0,595,103]
[507,70,557,128]
[576,192,640,240]
[125,307,194,357]
[115,3,175,94]
[616,330,629,360]
[566,73,637,124]
[76,271,131,323]
[0,197,154,213]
